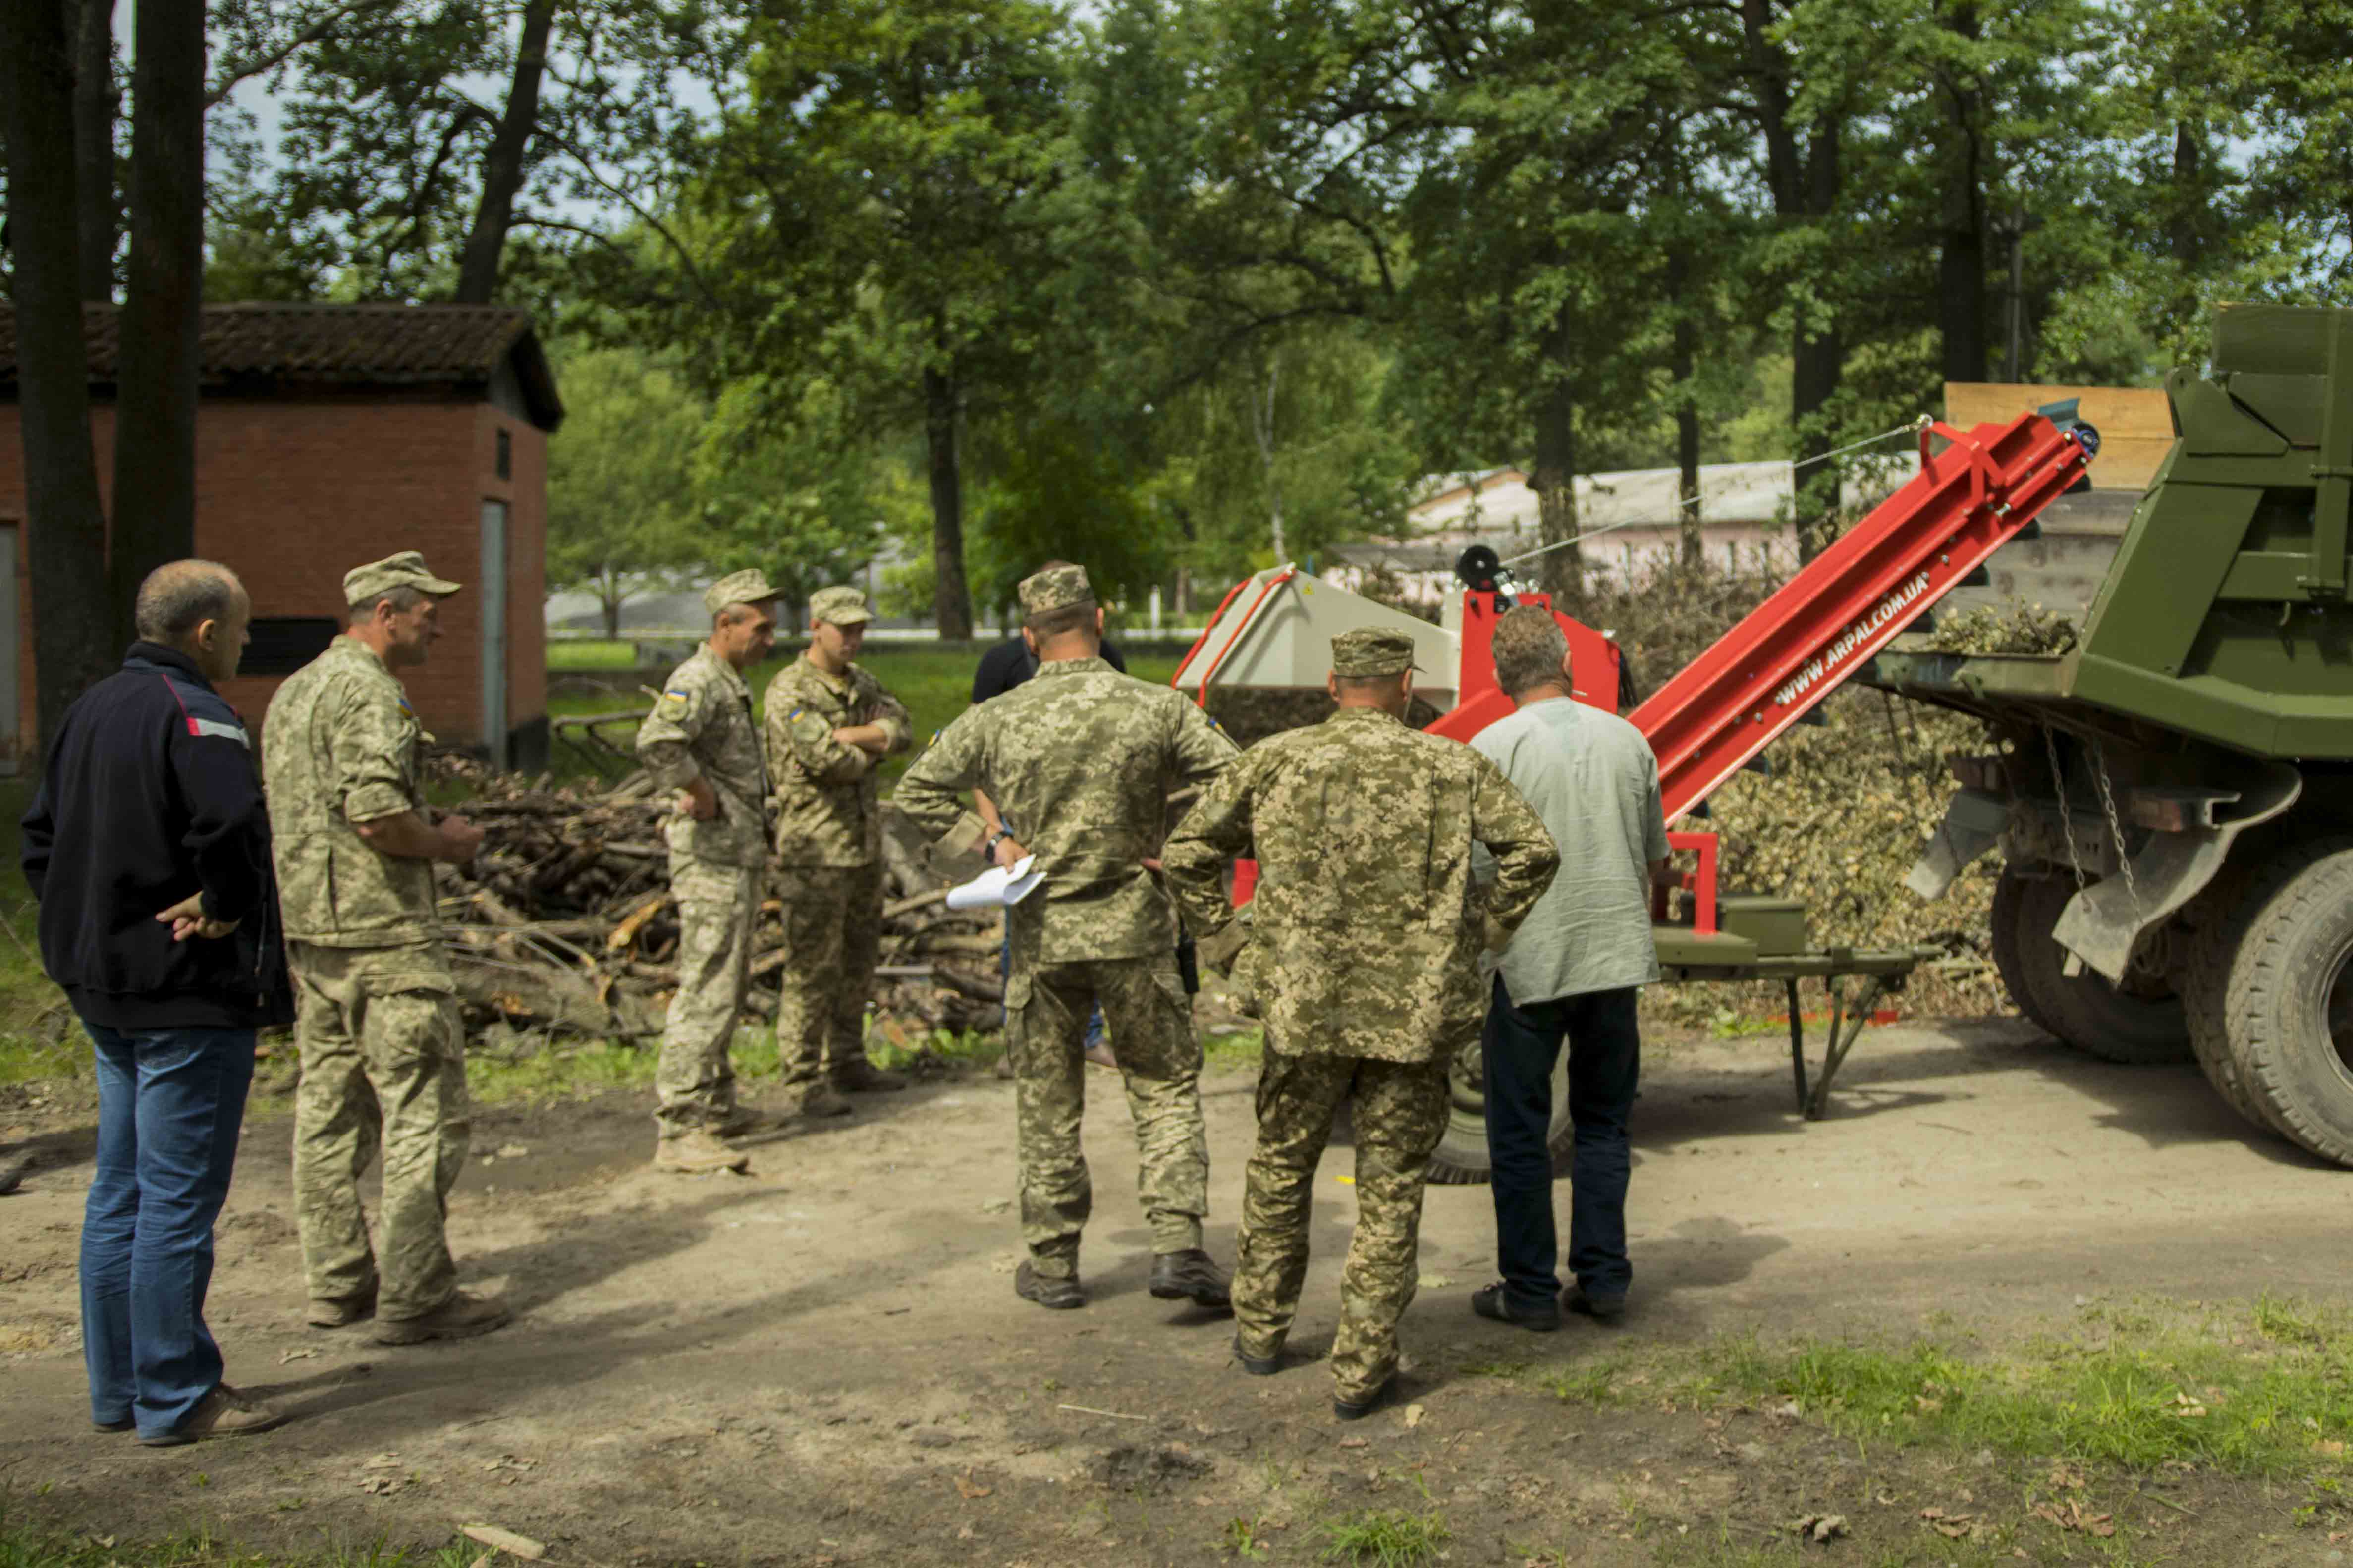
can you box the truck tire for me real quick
[2179,862,2281,1132]
[2219,841,2353,1165]
[1427,1048,1574,1186]
[2007,875,2193,1065]
[1990,870,2065,1038]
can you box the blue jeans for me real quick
[999,923,1104,1050]
[1480,977,1640,1307]
[79,1022,256,1438]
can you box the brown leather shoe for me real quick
[139,1384,285,1446]
[372,1289,513,1346]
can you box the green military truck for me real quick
[1868,304,2353,1163]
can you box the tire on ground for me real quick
[2177,860,2281,1133]
[2220,840,2353,1166]
[1990,869,2065,1038]
[1427,1046,1575,1187]
[2006,875,2193,1065]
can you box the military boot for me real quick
[1014,1261,1085,1310]
[792,1083,855,1118]
[1149,1248,1231,1309]
[654,1129,751,1174]
[706,1105,779,1139]
[307,1288,377,1329]
[372,1289,513,1346]
[831,1058,907,1093]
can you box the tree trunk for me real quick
[453,0,555,305]
[1247,357,1287,561]
[1742,0,1846,561]
[1936,10,1987,386]
[108,0,207,647]
[72,0,118,302]
[1530,307,1583,614]
[601,577,622,639]
[1790,125,1844,561]
[1669,245,1702,570]
[924,365,974,641]
[2169,122,2202,267]
[4,0,120,750]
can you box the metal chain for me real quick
[2090,739,2146,929]
[2041,726,2089,890]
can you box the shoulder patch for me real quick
[188,717,249,747]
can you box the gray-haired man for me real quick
[1467,605,1667,1332]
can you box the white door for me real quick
[0,524,17,776]
[480,500,509,769]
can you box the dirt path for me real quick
[5,1018,2352,1566]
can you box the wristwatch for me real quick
[984,826,1013,860]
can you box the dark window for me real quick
[495,428,513,480]
[242,616,340,677]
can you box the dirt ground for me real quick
[6,1017,2353,1566]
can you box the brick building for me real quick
[0,301,563,771]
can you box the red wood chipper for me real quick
[1171,411,2096,1181]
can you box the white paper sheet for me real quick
[944,854,1045,912]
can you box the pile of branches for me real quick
[424,757,1004,1045]
[1587,562,2011,1020]
[1921,600,2079,656]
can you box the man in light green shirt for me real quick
[1468,605,1667,1332]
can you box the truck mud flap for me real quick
[2054,762,2303,983]
[1905,788,2011,900]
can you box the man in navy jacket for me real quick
[22,559,295,1447]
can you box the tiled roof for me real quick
[0,302,563,429]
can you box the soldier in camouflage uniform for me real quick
[265,552,512,1346]
[895,564,1239,1311]
[1162,627,1558,1418]
[765,586,915,1116]
[637,569,778,1174]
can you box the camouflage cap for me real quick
[344,550,461,607]
[1018,563,1095,621]
[703,568,777,618]
[1330,627,1420,677]
[809,585,873,626]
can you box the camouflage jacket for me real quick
[893,656,1238,967]
[260,636,440,948]
[763,657,913,867]
[1162,707,1559,1064]
[636,646,771,869]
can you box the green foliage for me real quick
[545,347,709,634]
[1318,1496,1451,1567]
[691,378,909,631]
[964,418,1173,619]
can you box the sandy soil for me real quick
[5,1017,2353,1566]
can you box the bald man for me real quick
[23,560,296,1445]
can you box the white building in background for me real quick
[1326,453,1920,610]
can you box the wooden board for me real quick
[1944,382,2174,493]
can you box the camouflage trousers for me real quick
[654,857,760,1137]
[1006,954,1208,1276]
[289,940,469,1322]
[774,863,883,1091]
[1233,1052,1449,1404]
